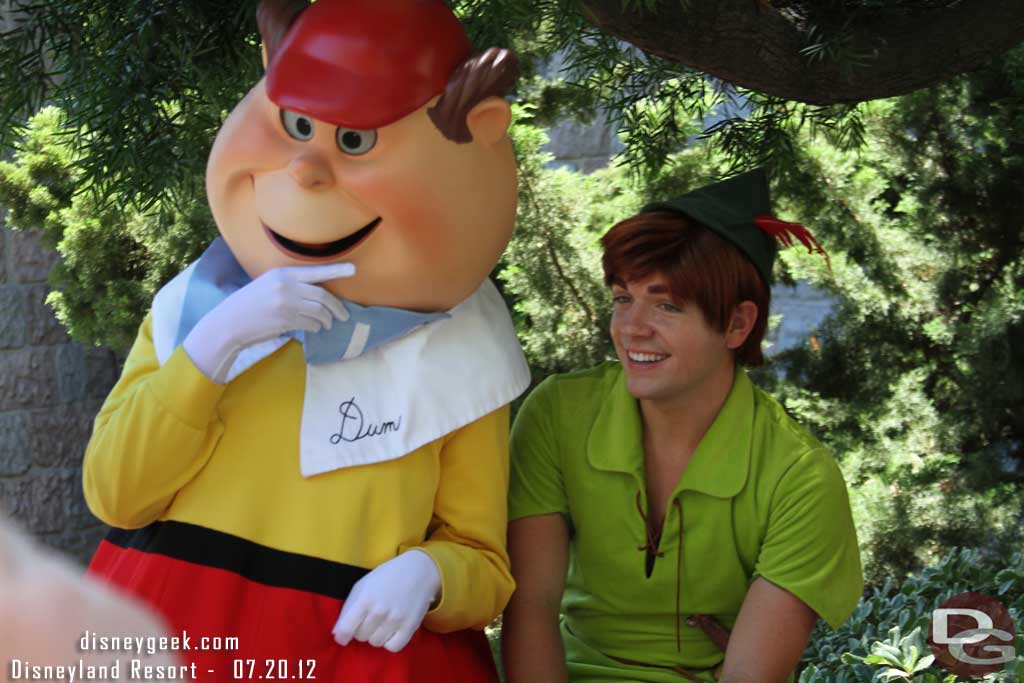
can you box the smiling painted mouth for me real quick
[264,217,381,259]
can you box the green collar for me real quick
[585,365,753,498]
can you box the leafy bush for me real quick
[499,106,629,378]
[758,51,1024,582]
[800,548,1024,682]
[0,107,216,351]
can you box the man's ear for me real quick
[725,301,759,350]
[261,43,269,69]
[465,96,512,147]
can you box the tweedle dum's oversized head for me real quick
[205,0,520,311]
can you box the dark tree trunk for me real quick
[578,0,1024,104]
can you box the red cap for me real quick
[265,0,472,130]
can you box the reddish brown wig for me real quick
[601,211,770,367]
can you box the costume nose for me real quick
[288,154,335,190]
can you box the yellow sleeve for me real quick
[82,314,227,529]
[406,406,515,633]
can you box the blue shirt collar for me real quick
[174,238,450,365]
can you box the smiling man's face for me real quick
[205,78,517,312]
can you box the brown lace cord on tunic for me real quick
[633,491,731,656]
[635,489,666,572]
[634,491,684,651]
[619,492,716,682]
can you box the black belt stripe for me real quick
[105,521,369,601]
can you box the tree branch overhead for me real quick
[578,0,1024,104]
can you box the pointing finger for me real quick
[284,262,357,284]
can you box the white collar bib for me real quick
[152,268,530,477]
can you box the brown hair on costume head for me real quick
[256,0,519,143]
[428,47,520,143]
[256,0,308,64]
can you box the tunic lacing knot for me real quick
[625,490,731,678]
[634,491,684,651]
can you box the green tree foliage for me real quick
[462,0,872,179]
[0,0,882,207]
[0,108,217,351]
[761,47,1024,583]
[0,1,262,206]
[500,108,631,378]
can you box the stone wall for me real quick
[545,110,625,174]
[0,0,118,566]
[0,209,119,564]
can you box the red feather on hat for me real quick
[754,215,832,272]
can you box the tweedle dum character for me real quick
[83,1,528,681]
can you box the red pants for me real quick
[88,523,498,683]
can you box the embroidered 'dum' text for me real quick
[329,397,403,445]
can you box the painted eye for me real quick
[336,128,377,156]
[280,109,314,141]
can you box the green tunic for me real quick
[508,362,863,682]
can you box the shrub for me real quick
[800,548,1023,682]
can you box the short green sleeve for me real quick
[508,379,570,522]
[752,449,863,629]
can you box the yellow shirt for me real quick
[83,314,514,632]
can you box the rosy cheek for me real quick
[344,167,443,238]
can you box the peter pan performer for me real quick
[82,1,528,681]
[502,170,864,683]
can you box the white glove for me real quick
[183,262,355,383]
[332,549,442,653]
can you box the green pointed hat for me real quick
[641,169,828,285]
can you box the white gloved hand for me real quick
[332,549,442,653]
[183,262,355,383]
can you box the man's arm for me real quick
[717,577,819,683]
[0,515,178,667]
[502,513,570,683]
